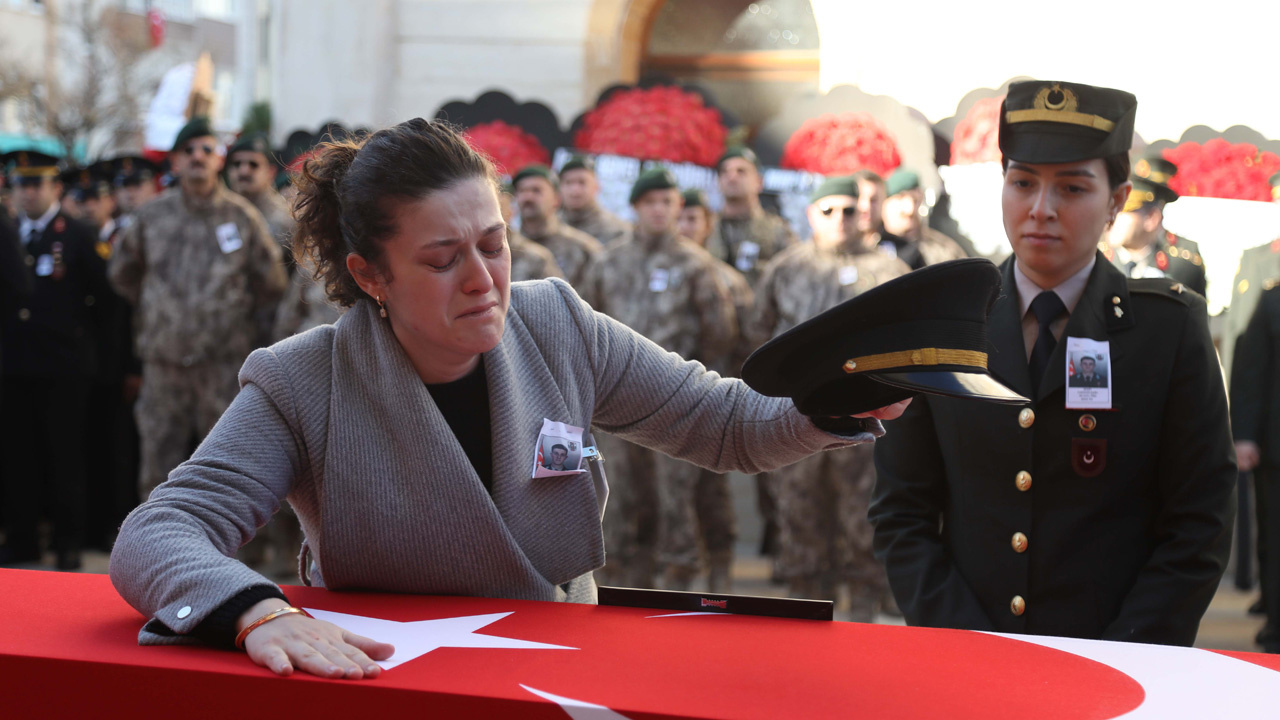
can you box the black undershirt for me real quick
[425,358,494,495]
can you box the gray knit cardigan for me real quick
[109,278,878,644]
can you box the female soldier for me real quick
[870,81,1236,646]
[110,118,908,679]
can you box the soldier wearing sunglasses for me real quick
[108,117,288,500]
[746,175,910,617]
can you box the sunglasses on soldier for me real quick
[820,205,857,218]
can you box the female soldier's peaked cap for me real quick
[999,80,1137,164]
[742,258,1028,415]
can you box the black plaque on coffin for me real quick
[598,586,833,621]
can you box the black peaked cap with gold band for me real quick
[4,150,62,180]
[741,258,1028,416]
[999,80,1137,164]
[1124,153,1178,212]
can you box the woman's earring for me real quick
[376,295,388,318]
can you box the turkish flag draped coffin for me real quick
[2,569,1278,719]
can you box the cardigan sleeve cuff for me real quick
[188,584,290,649]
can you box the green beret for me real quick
[810,175,860,204]
[630,167,679,204]
[717,146,760,170]
[999,80,1136,164]
[561,154,595,175]
[885,169,921,198]
[228,131,272,158]
[681,188,709,209]
[512,164,557,189]
[172,116,215,152]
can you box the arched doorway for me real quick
[639,0,820,132]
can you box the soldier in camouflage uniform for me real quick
[582,169,737,590]
[855,170,925,271]
[558,154,631,246]
[513,164,601,292]
[706,147,796,287]
[109,117,288,498]
[882,169,969,265]
[1099,155,1206,297]
[677,188,751,591]
[500,188,564,283]
[705,147,796,559]
[749,176,910,617]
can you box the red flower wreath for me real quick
[950,96,1004,166]
[463,120,551,176]
[1162,138,1280,202]
[573,86,728,167]
[780,112,901,177]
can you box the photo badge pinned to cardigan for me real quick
[1065,337,1112,410]
[532,418,588,478]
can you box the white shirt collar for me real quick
[19,201,61,244]
[1014,255,1096,319]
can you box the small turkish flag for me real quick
[147,7,165,48]
[1069,357,1075,377]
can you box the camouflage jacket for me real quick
[109,185,287,365]
[525,218,602,293]
[508,229,565,282]
[273,264,344,341]
[706,207,797,287]
[240,188,295,247]
[917,227,969,265]
[581,229,736,367]
[711,258,755,376]
[561,203,631,247]
[748,241,911,347]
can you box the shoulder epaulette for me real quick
[1128,278,1199,305]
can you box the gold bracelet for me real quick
[234,606,310,650]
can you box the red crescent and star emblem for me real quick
[1156,251,1169,271]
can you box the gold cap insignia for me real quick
[1006,83,1116,132]
[1135,159,1151,178]
[1034,84,1079,113]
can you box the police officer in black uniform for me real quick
[0,151,112,569]
[870,81,1236,646]
[1100,153,1206,297]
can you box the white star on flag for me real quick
[304,608,576,670]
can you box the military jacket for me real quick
[1223,239,1280,384]
[109,186,288,366]
[709,258,754,377]
[747,241,911,347]
[3,209,111,377]
[242,188,295,248]
[706,208,796,286]
[917,227,969,265]
[1101,232,1206,298]
[1231,283,1280,466]
[508,229,565,283]
[561,204,631,247]
[525,219,602,294]
[870,255,1236,646]
[581,230,735,366]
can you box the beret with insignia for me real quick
[717,145,761,171]
[885,169,922,198]
[681,188,709,209]
[512,164,558,190]
[560,154,596,175]
[171,116,216,153]
[809,174,860,204]
[630,167,679,204]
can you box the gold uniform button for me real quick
[1018,408,1035,428]
[1012,532,1028,553]
[1015,471,1032,492]
[1011,595,1026,616]
[17,308,30,321]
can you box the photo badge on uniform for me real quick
[648,268,669,292]
[838,265,859,286]
[215,222,243,254]
[1065,337,1112,410]
[736,241,761,273]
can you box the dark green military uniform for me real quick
[1100,154,1206,296]
[1230,282,1280,652]
[1222,172,1280,380]
[870,81,1235,647]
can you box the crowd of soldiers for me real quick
[4,113,1280,645]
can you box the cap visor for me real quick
[872,371,1029,405]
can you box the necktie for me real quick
[1028,290,1066,395]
